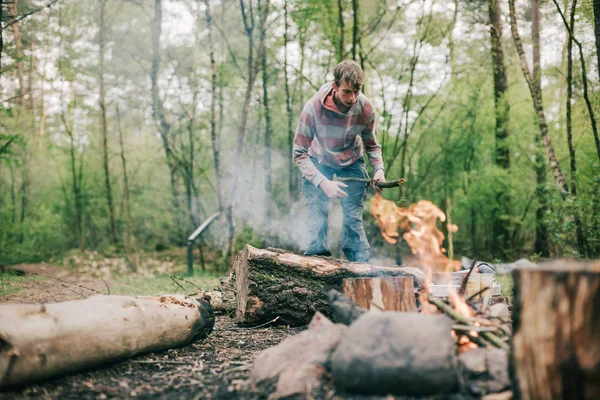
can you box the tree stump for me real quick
[510,260,600,400]
[342,276,416,312]
[232,245,425,326]
[0,294,214,388]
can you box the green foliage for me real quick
[1,0,600,268]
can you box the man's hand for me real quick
[319,179,348,199]
[372,169,386,191]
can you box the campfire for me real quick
[370,193,509,354]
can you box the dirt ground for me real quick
[1,265,473,400]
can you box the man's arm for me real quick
[292,104,326,187]
[362,111,385,181]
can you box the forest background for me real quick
[2,0,600,271]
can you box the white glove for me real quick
[373,169,386,191]
[319,179,348,199]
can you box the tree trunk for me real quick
[509,0,569,197]
[510,261,600,399]
[262,44,272,205]
[204,0,223,213]
[563,0,588,257]
[338,0,345,61]
[227,0,271,261]
[284,0,294,198]
[342,276,416,312]
[99,0,118,246]
[531,0,549,257]
[8,0,25,106]
[489,0,511,259]
[231,245,424,326]
[351,0,359,61]
[594,0,600,82]
[0,295,214,388]
[116,106,135,255]
[150,0,183,232]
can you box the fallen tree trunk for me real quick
[0,294,214,388]
[343,276,416,311]
[511,261,600,399]
[232,245,424,326]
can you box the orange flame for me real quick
[370,193,460,272]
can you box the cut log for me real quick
[233,245,424,326]
[510,260,600,400]
[342,276,416,312]
[0,294,214,388]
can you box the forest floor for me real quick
[1,253,493,399]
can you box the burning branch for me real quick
[427,295,507,350]
[337,177,405,189]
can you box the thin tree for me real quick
[351,0,359,61]
[262,42,273,203]
[61,89,84,250]
[116,105,135,255]
[226,0,271,260]
[594,0,600,82]
[508,0,569,196]
[562,0,588,256]
[552,0,600,166]
[284,0,294,196]
[488,0,511,258]
[150,0,184,237]
[531,0,550,257]
[203,0,223,213]
[338,0,345,60]
[7,0,25,105]
[99,0,118,245]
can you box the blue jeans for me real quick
[302,158,370,262]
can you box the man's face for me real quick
[333,80,361,107]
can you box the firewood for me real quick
[232,245,423,326]
[342,276,416,312]
[0,294,214,388]
[337,177,405,189]
[511,260,600,399]
[427,295,507,349]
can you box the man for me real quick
[293,60,385,262]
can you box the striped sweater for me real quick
[293,82,384,187]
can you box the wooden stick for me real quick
[452,324,499,333]
[337,177,405,188]
[459,256,479,296]
[427,295,507,349]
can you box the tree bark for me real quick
[8,0,25,106]
[594,0,600,82]
[510,261,600,399]
[116,106,135,254]
[231,245,424,326]
[552,0,600,173]
[351,0,359,61]
[150,0,183,232]
[227,0,271,261]
[204,0,223,213]
[262,43,272,204]
[488,0,511,259]
[531,0,549,257]
[99,0,118,246]
[0,295,214,388]
[508,0,569,197]
[338,0,345,61]
[342,276,416,312]
[563,0,588,257]
[284,0,294,198]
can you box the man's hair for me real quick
[333,60,364,89]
